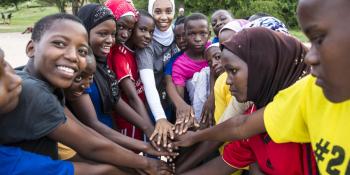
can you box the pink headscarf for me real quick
[105,0,137,21]
[219,19,249,34]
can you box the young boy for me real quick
[175,0,350,174]
[172,13,210,121]
[0,13,171,175]
[210,9,234,43]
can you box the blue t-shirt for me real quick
[212,37,219,44]
[164,51,184,75]
[0,145,73,175]
[85,82,114,128]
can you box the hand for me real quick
[150,118,174,147]
[142,143,178,157]
[174,104,200,135]
[143,158,173,175]
[200,94,215,127]
[171,131,198,148]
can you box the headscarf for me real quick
[221,27,309,109]
[205,42,220,53]
[219,19,249,34]
[77,4,120,115]
[105,0,137,21]
[77,4,115,33]
[148,0,175,46]
[243,16,289,35]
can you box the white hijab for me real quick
[148,0,175,46]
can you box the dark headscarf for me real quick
[77,3,115,32]
[78,4,119,115]
[222,27,309,109]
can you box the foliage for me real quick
[0,0,29,10]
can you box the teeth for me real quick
[57,66,74,74]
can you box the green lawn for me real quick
[290,29,308,43]
[0,6,58,33]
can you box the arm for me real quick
[200,68,216,127]
[49,117,172,175]
[165,75,197,135]
[176,141,222,173]
[140,69,174,147]
[181,156,236,175]
[175,85,185,99]
[119,77,154,137]
[174,108,266,147]
[69,94,171,156]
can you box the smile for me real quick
[57,65,76,78]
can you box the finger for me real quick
[193,118,200,128]
[157,132,162,145]
[150,130,158,141]
[151,140,161,151]
[179,120,185,135]
[136,169,148,175]
[169,127,175,140]
[162,129,168,147]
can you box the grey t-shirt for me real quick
[136,40,178,89]
[0,71,66,159]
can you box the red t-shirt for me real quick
[222,105,318,175]
[108,44,145,140]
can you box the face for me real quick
[27,20,89,89]
[174,23,187,51]
[131,15,155,48]
[211,10,233,36]
[65,59,96,101]
[218,29,236,44]
[0,50,22,114]
[116,16,136,44]
[221,48,248,102]
[298,0,350,102]
[206,47,223,77]
[152,0,174,31]
[89,19,116,57]
[185,19,210,53]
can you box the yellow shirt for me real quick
[214,72,232,123]
[214,73,244,174]
[265,75,350,174]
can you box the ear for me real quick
[25,40,35,59]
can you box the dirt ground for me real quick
[0,32,31,68]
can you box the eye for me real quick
[74,76,82,82]
[52,40,66,48]
[98,32,107,37]
[78,48,88,57]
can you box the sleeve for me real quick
[264,76,311,144]
[164,54,177,75]
[23,82,66,140]
[222,140,256,169]
[172,58,186,86]
[16,147,74,175]
[139,69,166,120]
[214,73,232,123]
[108,51,133,82]
[135,46,155,70]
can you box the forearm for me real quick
[165,75,188,108]
[193,109,266,143]
[140,69,166,120]
[114,99,153,132]
[126,97,154,136]
[176,141,222,173]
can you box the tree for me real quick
[0,0,28,10]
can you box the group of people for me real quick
[0,0,349,174]
[1,12,12,24]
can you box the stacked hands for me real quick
[147,98,215,174]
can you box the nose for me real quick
[304,44,320,67]
[226,73,233,86]
[160,13,167,21]
[121,30,129,40]
[65,46,78,63]
[106,34,113,44]
[194,34,201,42]
[144,32,151,40]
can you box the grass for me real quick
[0,6,58,33]
[290,29,308,43]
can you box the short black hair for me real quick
[174,16,185,27]
[31,13,83,42]
[137,9,155,24]
[184,13,208,29]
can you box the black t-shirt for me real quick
[0,71,66,159]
